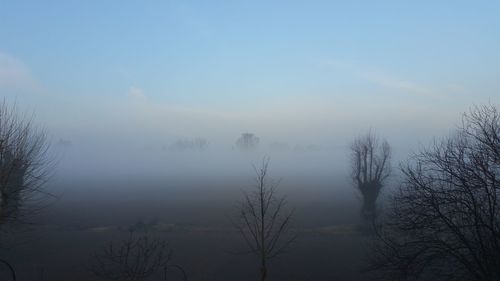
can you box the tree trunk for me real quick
[361,195,377,221]
[260,263,267,281]
[359,181,382,225]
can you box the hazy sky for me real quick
[1,0,499,150]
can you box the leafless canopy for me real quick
[351,131,391,221]
[367,104,500,281]
[91,231,176,281]
[0,100,52,225]
[236,157,295,281]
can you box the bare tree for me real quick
[367,104,500,281]
[235,157,295,281]
[351,131,391,222]
[91,231,187,281]
[236,133,260,151]
[0,100,53,281]
[0,100,52,226]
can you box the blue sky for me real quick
[1,1,500,149]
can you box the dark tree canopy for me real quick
[236,133,260,151]
[368,104,500,281]
[351,131,391,221]
[0,100,53,281]
[0,100,52,226]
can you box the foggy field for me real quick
[0,138,397,281]
[1,161,368,281]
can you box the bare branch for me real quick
[350,130,391,222]
[367,104,500,281]
[234,157,295,281]
[90,231,174,281]
[0,100,54,227]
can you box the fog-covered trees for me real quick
[236,133,260,151]
[235,158,295,281]
[350,131,391,222]
[0,101,51,225]
[170,137,208,151]
[368,104,500,281]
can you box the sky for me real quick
[1,0,500,152]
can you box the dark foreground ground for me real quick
[0,172,376,281]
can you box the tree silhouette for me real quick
[236,133,260,151]
[350,131,391,222]
[0,100,53,281]
[0,100,52,226]
[235,157,295,281]
[367,104,500,281]
[91,231,187,281]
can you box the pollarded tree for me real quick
[367,104,500,281]
[350,131,391,222]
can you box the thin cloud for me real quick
[317,58,458,97]
[129,86,147,100]
[362,72,434,96]
[0,52,39,92]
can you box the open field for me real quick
[1,173,374,281]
